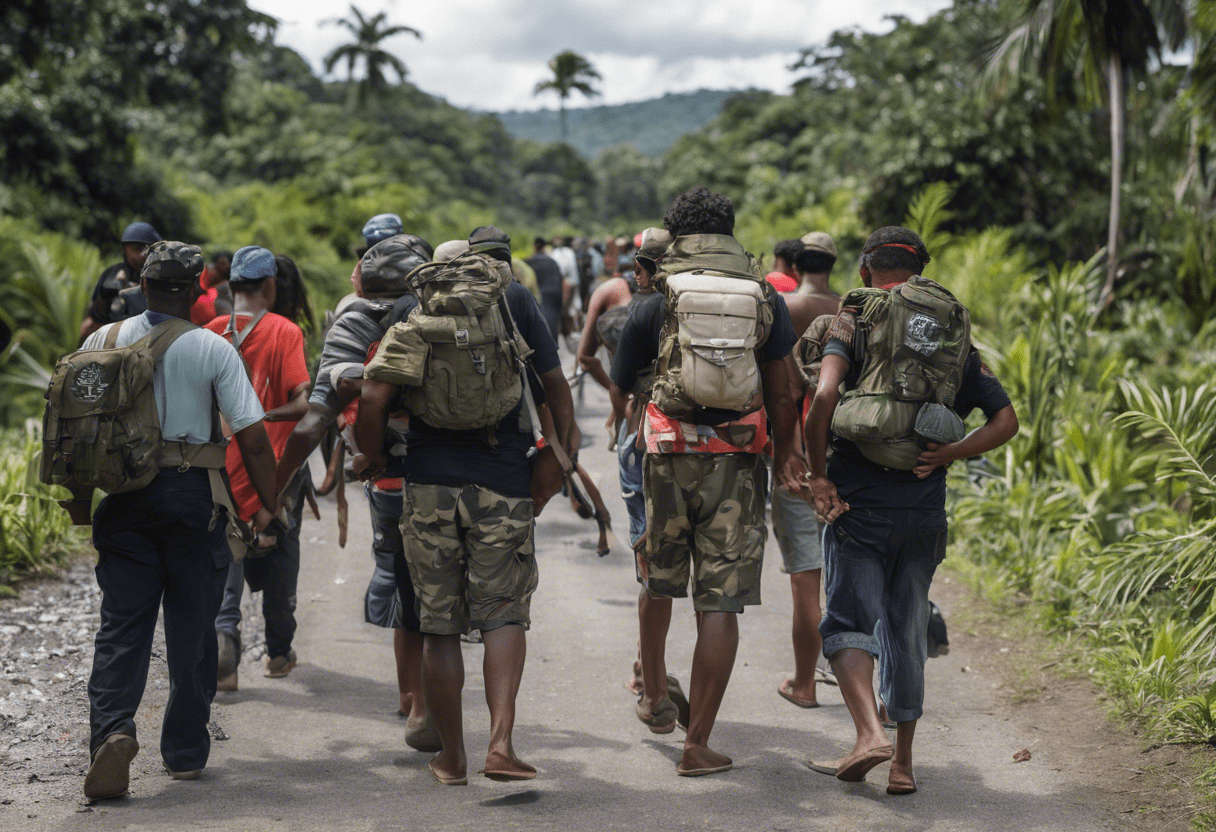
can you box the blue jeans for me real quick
[365,484,421,632]
[820,507,947,723]
[617,421,646,547]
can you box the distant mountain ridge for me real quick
[495,89,735,159]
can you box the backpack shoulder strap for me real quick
[229,309,268,354]
[102,319,125,349]
[145,317,199,363]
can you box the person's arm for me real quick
[912,405,1019,479]
[234,421,278,528]
[785,353,808,456]
[79,316,101,342]
[539,365,579,454]
[804,353,850,522]
[276,402,336,495]
[353,379,396,480]
[762,358,809,495]
[263,381,311,423]
[576,285,611,391]
[609,383,630,433]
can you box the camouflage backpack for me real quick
[650,235,773,421]
[830,275,971,469]
[365,252,528,432]
[40,318,197,493]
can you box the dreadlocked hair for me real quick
[273,255,315,332]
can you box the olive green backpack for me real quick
[41,318,197,493]
[830,275,971,469]
[365,252,527,432]
[650,235,773,421]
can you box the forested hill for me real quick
[496,90,734,159]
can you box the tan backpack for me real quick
[650,235,773,421]
[41,318,198,493]
[365,252,527,432]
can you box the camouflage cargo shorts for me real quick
[642,453,768,612]
[401,483,538,635]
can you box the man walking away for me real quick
[526,236,566,341]
[796,232,840,301]
[772,239,802,283]
[207,247,312,688]
[805,226,1018,794]
[58,242,276,798]
[610,188,808,777]
[80,222,162,340]
[356,226,576,786]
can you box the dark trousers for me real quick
[215,471,306,659]
[88,468,231,772]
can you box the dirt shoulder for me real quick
[935,569,1216,831]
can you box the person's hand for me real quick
[605,414,620,451]
[913,442,958,479]
[352,452,385,482]
[262,410,282,423]
[530,446,564,515]
[776,452,810,496]
[807,473,849,523]
[251,507,275,535]
[59,500,92,526]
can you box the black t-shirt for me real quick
[88,262,141,324]
[526,254,565,310]
[823,341,1012,510]
[609,290,798,425]
[384,280,561,499]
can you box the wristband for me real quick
[535,437,548,450]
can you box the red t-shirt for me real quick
[205,312,311,521]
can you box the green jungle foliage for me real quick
[1,0,1215,808]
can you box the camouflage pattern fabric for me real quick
[401,483,537,634]
[642,453,767,612]
[141,241,204,285]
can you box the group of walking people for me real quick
[45,185,1017,802]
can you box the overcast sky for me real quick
[248,0,952,112]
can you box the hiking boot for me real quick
[217,630,240,692]
[264,650,297,678]
[83,733,139,800]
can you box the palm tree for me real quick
[986,0,1186,308]
[323,5,421,108]
[533,51,602,142]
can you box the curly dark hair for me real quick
[662,187,735,237]
[773,239,802,267]
[860,226,930,273]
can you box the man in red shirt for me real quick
[206,246,312,689]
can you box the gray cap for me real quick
[433,240,470,262]
[799,231,837,258]
[121,222,162,246]
[362,213,403,246]
[141,241,203,288]
[229,246,277,283]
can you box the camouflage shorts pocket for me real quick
[401,484,468,634]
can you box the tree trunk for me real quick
[559,98,567,142]
[1099,51,1124,309]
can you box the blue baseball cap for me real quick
[362,213,403,246]
[229,246,277,283]
[121,222,162,245]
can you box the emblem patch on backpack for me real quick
[69,363,110,403]
[905,313,942,355]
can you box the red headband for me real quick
[874,243,922,256]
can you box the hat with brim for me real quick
[229,246,277,284]
[799,231,837,258]
[141,241,203,289]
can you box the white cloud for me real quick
[250,0,952,110]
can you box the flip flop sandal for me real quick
[666,675,691,730]
[887,771,917,795]
[428,762,468,786]
[636,695,678,734]
[805,761,838,776]
[778,682,819,708]
[483,768,538,782]
[815,667,839,687]
[676,761,732,777]
[835,745,893,782]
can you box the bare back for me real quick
[781,290,840,339]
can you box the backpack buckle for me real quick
[472,354,486,375]
[455,329,469,348]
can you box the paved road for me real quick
[20,374,1121,831]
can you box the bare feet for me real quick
[484,747,537,781]
[835,743,893,782]
[625,659,644,694]
[777,678,818,708]
[405,714,442,753]
[887,761,917,795]
[677,744,732,777]
[428,751,467,786]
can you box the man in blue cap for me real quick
[80,222,163,340]
[208,246,313,689]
